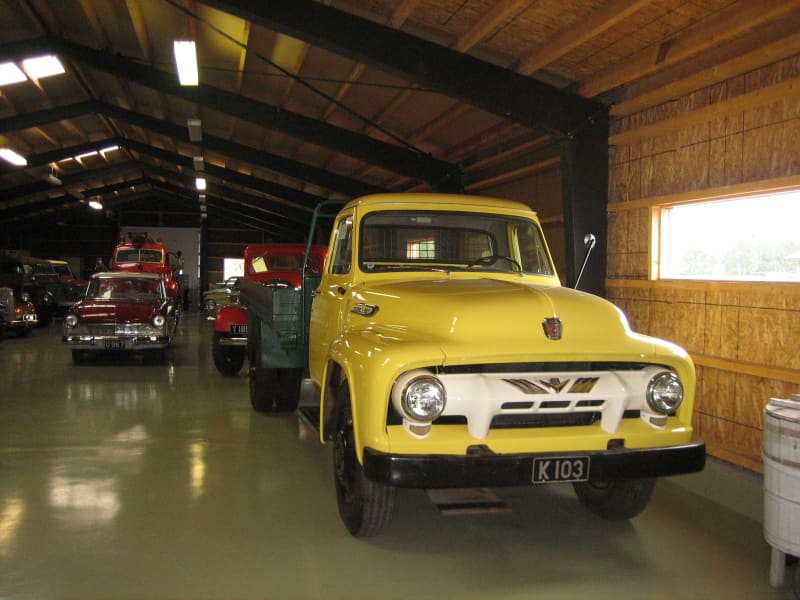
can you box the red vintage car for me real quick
[212,243,326,376]
[63,271,179,364]
[111,235,184,303]
[0,286,37,337]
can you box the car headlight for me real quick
[64,313,78,328]
[152,314,166,327]
[397,373,446,422]
[646,371,683,414]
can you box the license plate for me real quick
[532,456,590,484]
[231,324,248,335]
[104,339,126,350]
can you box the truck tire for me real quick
[247,315,274,412]
[249,367,274,412]
[212,337,245,377]
[572,477,656,520]
[275,368,303,412]
[333,384,395,537]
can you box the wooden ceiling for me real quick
[1,0,798,237]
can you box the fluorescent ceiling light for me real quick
[88,199,103,210]
[198,193,206,203]
[0,148,27,166]
[195,177,206,190]
[22,55,65,80]
[75,150,99,161]
[99,145,119,156]
[0,62,26,85]
[193,155,204,171]
[173,41,198,86]
[187,118,202,142]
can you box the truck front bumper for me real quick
[363,441,705,488]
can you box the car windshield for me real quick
[87,277,162,301]
[358,210,555,276]
[115,248,164,264]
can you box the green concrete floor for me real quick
[0,313,794,599]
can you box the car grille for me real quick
[87,324,115,336]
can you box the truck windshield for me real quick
[115,248,164,264]
[359,210,555,276]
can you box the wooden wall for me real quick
[607,55,800,472]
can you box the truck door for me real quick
[308,211,353,384]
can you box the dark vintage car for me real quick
[0,253,57,326]
[63,271,179,364]
[0,285,38,337]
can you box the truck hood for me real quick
[349,277,668,363]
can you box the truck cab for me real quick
[306,193,704,537]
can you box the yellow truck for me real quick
[299,193,705,536]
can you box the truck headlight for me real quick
[152,314,166,327]
[398,374,446,422]
[646,371,683,414]
[64,313,78,328]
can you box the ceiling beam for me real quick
[0,99,384,198]
[0,36,460,189]
[203,0,605,137]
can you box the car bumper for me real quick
[62,334,170,350]
[362,440,705,488]
[216,333,247,347]
[9,315,38,328]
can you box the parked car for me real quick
[211,244,326,377]
[203,276,242,319]
[0,253,57,326]
[0,285,37,337]
[63,271,179,364]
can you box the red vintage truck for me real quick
[212,243,327,378]
[111,234,184,304]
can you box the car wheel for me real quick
[572,477,656,520]
[212,336,245,377]
[333,383,395,537]
[15,327,31,338]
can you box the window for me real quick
[358,210,555,276]
[407,238,435,259]
[654,191,800,282]
[331,215,353,275]
[223,258,244,280]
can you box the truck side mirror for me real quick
[574,233,596,290]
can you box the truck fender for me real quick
[215,304,247,333]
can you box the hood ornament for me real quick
[542,317,562,340]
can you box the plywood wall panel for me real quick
[607,55,800,472]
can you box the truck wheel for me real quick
[212,339,245,377]
[572,477,655,520]
[249,367,274,412]
[275,368,303,412]
[247,316,274,412]
[333,385,395,537]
